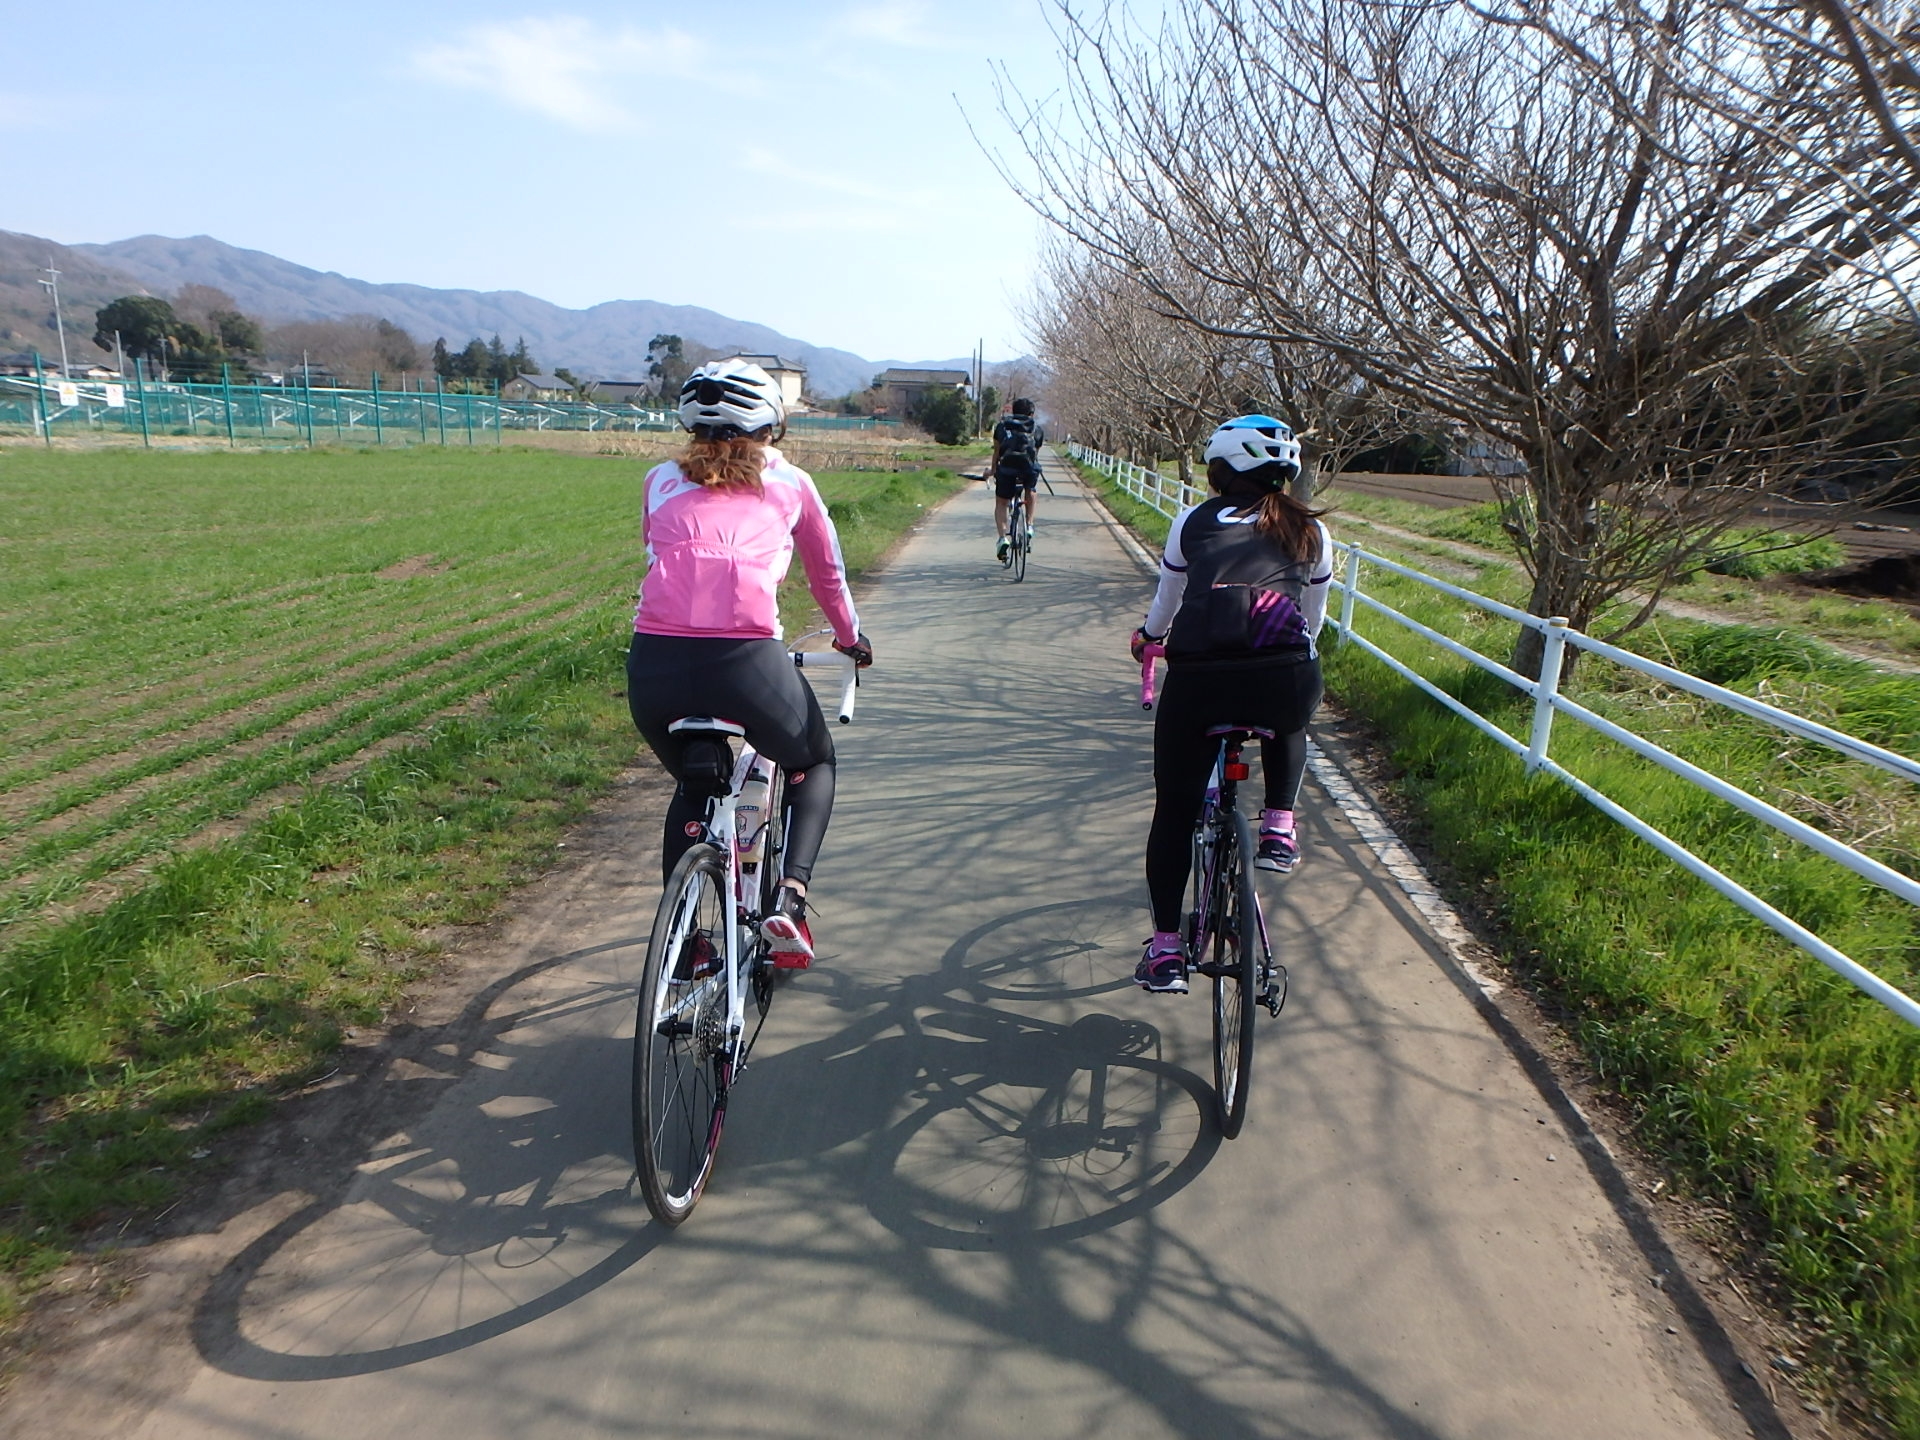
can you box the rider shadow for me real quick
[193,939,664,1381]
[726,894,1223,1251]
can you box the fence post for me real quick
[32,351,51,447]
[1338,544,1362,645]
[372,371,385,446]
[133,356,152,448]
[1525,618,1571,774]
[221,363,236,448]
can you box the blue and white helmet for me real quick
[1204,414,1300,476]
[679,359,785,436]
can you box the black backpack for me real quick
[993,415,1037,463]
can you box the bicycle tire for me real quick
[1010,503,1029,582]
[633,842,731,1226]
[1210,811,1260,1139]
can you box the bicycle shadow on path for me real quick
[182,892,1442,1440]
[190,936,664,1382]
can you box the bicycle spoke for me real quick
[633,845,731,1225]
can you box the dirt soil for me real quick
[1800,553,1920,607]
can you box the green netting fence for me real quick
[0,366,899,446]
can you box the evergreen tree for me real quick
[92,296,180,363]
[912,385,976,445]
[508,336,536,377]
[432,338,452,378]
[646,333,689,400]
[486,334,510,383]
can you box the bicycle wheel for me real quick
[1209,811,1260,1139]
[633,842,731,1226]
[1010,504,1028,582]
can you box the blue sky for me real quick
[2,1,1064,362]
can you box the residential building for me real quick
[501,372,576,402]
[584,378,656,406]
[717,354,808,410]
[878,367,969,417]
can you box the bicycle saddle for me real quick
[667,717,745,796]
[1205,724,1277,740]
[667,717,746,737]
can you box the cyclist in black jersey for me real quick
[990,398,1044,560]
[1128,415,1333,994]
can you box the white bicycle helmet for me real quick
[678,359,785,436]
[1204,414,1300,476]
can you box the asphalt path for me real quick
[45,458,1776,1438]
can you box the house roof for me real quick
[510,372,572,390]
[720,353,807,376]
[881,368,969,385]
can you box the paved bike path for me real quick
[58,460,1763,1438]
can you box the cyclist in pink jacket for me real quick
[627,360,872,965]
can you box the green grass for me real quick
[1071,454,1920,1434]
[0,445,961,1324]
[1320,487,1920,662]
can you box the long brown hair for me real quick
[677,433,770,492]
[1207,457,1325,564]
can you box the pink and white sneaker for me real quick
[761,887,815,969]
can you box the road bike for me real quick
[1141,647,1287,1139]
[1002,488,1032,582]
[631,633,858,1225]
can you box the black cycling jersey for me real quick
[1161,498,1327,662]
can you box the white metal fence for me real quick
[1068,441,1920,1029]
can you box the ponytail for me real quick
[1206,457,1325,565]
[677,433,769,492]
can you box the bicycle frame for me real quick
[1140,647,1282,1013]
[665,636,858,1078]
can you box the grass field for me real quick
[1070,457,1920,1435]
[1321,486,1920,663]
[0,444,961,1323]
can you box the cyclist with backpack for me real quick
[1128,415,1332,994]
[626,359,874,968]
[990,397,1044,561]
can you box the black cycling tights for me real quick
[627,634,836,889]
[1145,657,1323,933]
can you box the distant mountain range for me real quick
[0,229,991,396]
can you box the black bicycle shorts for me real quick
[994,470,1038,500]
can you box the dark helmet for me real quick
[1011,397,1035,417]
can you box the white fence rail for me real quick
[1067,441,1920,1030]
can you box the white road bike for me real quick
[631,632,858,1226]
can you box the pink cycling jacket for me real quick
[634,448,861,647]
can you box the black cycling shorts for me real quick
[994,465,1038,501]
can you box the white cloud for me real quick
[413,18,716,131]
[836,1,948,49]
[739,148,950,234]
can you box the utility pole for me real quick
[39,260,71,378]
[974,339,984,435]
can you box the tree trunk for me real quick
[1293,454,1319,503]
[1176,448,1194,499]
[1509,548,1589,682]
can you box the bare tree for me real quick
[264,315,421,384]
[1030,239,1258,490]
[172,284,239,333]
[997,0,1920,674]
